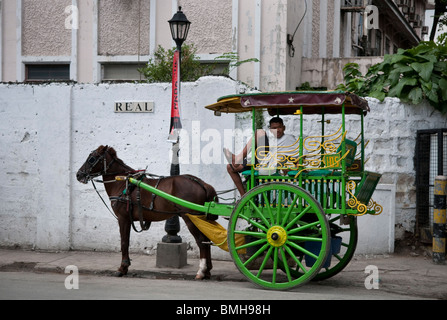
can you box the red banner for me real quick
[168,50,182,142]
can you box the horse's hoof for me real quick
[115,271,124,277]
[195,274,211,280]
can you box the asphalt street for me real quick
[2,268,435,300]
[0,248,446,301]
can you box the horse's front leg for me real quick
[117,215,131,277]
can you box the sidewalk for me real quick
[0,248,243,281]
[0,248,446,299]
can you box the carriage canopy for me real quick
[205,91,370,116]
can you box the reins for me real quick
[92,171,154,233]
[86,149,179,232]
[91,179,118,220]
[85,147,229,233]
[83,148,149,230]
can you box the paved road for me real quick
[1,248,446,302]
[0,270,427,301]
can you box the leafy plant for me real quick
[337,37,447,113]
[337,63,368,95]
[138,44,213,83]
[214,52,260,75]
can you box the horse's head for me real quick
[76,145,115,184]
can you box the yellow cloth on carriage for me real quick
[186,214,246,254]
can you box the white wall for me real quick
[364,97,447,237]
[357,184,395,254]
[0,77,240,259]
[1,78,446,257]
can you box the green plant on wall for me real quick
[214,52,260,76]
[138,44,213,83]
[337,35,447,113]
[138,46,260,83]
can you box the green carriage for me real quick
[128,91,383,290]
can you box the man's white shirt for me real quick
[258,132,297,174]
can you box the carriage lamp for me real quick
[168,6,191,51]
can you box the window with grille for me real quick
[101,63,146,82]
[25,64,70,82]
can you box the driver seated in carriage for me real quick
[223,116,297,196]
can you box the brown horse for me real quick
[76,145,217,279]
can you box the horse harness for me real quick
[108,174,210,233]
[86,148,211,233]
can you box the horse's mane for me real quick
[97,145,132,169]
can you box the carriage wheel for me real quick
[227,182,330,290]
[313,215,358,280]
[283,214,358,281]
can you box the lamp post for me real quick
[169,6,191,53]
[162,7,191,244]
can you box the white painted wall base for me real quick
[357,184,396,254]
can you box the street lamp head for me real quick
[168,6,191,48]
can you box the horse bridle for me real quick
[81,148,151,228]
[79,148,123,220]
[81,147,184,233]
[80,148,117,182]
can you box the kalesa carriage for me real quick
[77,91,382,291]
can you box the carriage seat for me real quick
[241,169,281,177]
[239,139,357,178]
[286,139,357,178]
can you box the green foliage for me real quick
[138,44,213,83]
[296,82,328,91]
[138,46,260,83]
[214,52,260,75]
[336,63,368,95]
[337,38,447,113]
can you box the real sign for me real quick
[114,101,154,113]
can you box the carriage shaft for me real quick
[128,177,207,212]
[127,177,233,216]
